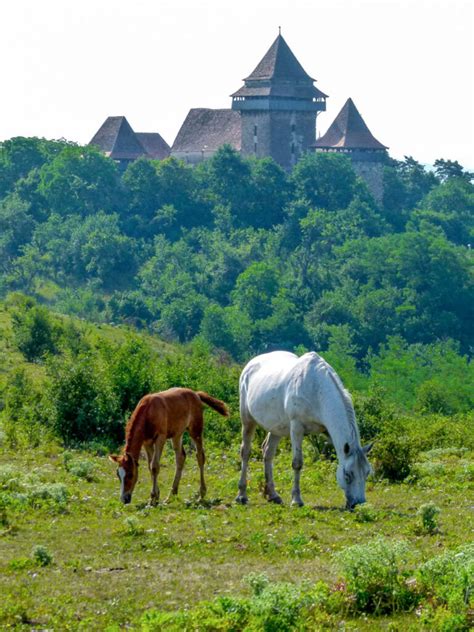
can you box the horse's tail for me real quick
[196,391,229,417]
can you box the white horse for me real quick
[236,351,372,509]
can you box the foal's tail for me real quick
[196,391,230,417]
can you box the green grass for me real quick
[1,438,473,630]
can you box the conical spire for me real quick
[244,33,314,82]
[231,33,327,101]
[315,98,387,150]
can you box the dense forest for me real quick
[0,137,473,416]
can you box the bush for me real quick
[46,352,120,445]
[31,545,53,567]
[417,543,474,618]
[335,537,417,614]
[10,297,61,362]
[0,367,49,448]
[372,432,417,481]
[417,502,441,535]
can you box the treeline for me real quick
[1,296,473,492]
[0,137,472,410]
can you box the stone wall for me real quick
[240,109,317,170]
[352,160,385,205]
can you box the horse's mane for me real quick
[124,398,149,450]
[317,356,359,444]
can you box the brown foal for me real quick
[109,388,229,504]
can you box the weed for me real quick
[68,459,96,481]
[123,516,145,537]
[246,572,270,596]
[353,502,378,523]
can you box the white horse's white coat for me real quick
[236,351,372,508]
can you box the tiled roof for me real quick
[89,116,146,160]
[315,98,388,150]
[244,34,314,82]
[231,34,327,101]
[171,109,241,153]
[136,132,170,160]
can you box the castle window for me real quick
[254,125,258,136]
[291,124,296,133]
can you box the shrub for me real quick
[31,545,53,567]
[11,299,61,362]
[46,351,120,445]
[417,502,441,535]
[417,543,474,618]
[372,432,417,481]
[0,367,49,448]
[353,387,395,442]
[335,537,417,614]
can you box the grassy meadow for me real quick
[1,438,473,630]
[0,299,473,630]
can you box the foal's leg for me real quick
[290,420,305,507]
[192,434,207,500]
[167,434,186,500]
[263,432,282,504]
[235,415,256,505]
[145,435,166,505]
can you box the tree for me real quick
[0,137,67,197]
[248,157,290,228]
[433,158,473,183]
[204,145,254,225]
[231,261,280,321]
[291,152,358,211]
[38,145,122,216]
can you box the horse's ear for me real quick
[343,442,351,456]
[363,443,373,455]
[109,455,120,464]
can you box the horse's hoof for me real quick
[268,495,283,505]
[291,499,304,507]
[235,495,248,505]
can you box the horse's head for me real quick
[337,442,373,510]
[109,453,139,504]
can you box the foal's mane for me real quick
[124,398,149,448]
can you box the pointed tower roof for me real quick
[244,33,314,82]
[231,33,327,101]
[89,116,146,160]
[315,98,387,151]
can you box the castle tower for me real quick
[314,98,388,203]
[231,33,327,170]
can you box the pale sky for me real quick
[1,0,473,168]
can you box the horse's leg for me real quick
[235,414,256,505]
[167,434,186,500]
[290,420,305,507]
[146,435,166,505]
[193,434,206,500]
[263,432,282,504]
[188,409,206,500]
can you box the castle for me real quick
[90,33,388,201]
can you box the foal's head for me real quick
[109,453,139,504]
